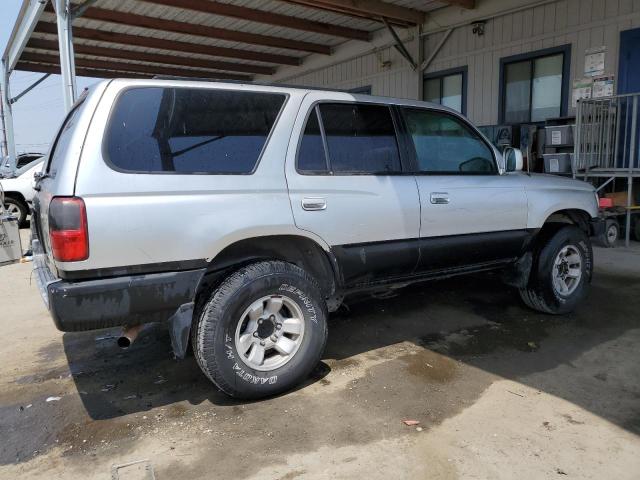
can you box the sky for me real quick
[1,0,101,154]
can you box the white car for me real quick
[0,159,44,226]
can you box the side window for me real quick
[105,87,286,174]
[401,108,496,174]
[297,107,328,172]
[318,103,401,173]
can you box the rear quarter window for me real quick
[104,87,286,174]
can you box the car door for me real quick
[285,94,421,286]
[398,106,529,272]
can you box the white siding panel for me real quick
[282,0,640,125]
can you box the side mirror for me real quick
[504,147,524,172]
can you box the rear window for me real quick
[47,101,84,176]
[104,87,286,174]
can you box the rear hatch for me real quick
[32,82,108,276]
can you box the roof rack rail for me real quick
[149,75,371,95]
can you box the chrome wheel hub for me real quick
[6,204,20,217]
[235,295,305,372]
[552,245,583,296]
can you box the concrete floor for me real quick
[1,229,639,479]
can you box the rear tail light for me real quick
[49,197,89,262]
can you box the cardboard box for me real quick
[605,191,637,207]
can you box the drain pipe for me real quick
[117,324,145,349]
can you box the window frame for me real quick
[294,100,412,176]
[398,106,499,176]
[423,66,468,115]
[498,45,571,125]
[101,86,289,176]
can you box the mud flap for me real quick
[501,252,533,289]
[168,303,194,359]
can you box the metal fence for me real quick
[574,93,639,173]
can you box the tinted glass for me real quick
[47,102,84,175]
[297,108,327,172]
[105,87,285,173]
[531,54,563,121]
[402,108,496,174]
[319,103,401,173]
[504,60,532,124]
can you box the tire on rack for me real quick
[595,218,619,248]
[193,260,328,399]
[519,224,593,315]
[633,217,640,242]
[2,197,28,228]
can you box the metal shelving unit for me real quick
[574,93,640,246]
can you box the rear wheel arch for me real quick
[195,235,339,310]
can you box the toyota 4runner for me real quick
[32,79,602,398]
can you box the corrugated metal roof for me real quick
[17,0,458,80]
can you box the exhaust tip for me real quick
[117,324,145,349]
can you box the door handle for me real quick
[430,192,450,205]
[302,197,327,211]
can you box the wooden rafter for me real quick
[16,61,148,79]
[443,0,475,9]
[20,52,252,81]
[43,3,332,54]
[33,22,300,66]
[282,0,426,26]
[142,0,370,41]
[27,38,276,75]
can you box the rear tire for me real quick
[2,197,28,227]
[519,225,593,315]
[193,260,328,399]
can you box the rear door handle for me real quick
[430,192,450,205]
[302,197,327,211]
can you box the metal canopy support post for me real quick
[1,0,48,168]
[0,61,16,166]
[54,0,77,111]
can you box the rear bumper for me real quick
[33,245,205,332]
[590,217,605,237]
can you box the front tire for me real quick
[193,261,328,399]
[519,225,593,315]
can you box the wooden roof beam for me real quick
[20,51,252,81]
[27,37,276,75]
[34,21,301,66]
[443,0,475,9]
[44,3,331,54]
[16,60,148,79]
[282,0,426,26]
[142,0,370,41]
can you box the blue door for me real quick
[619,28,640,94]
[618,29,640,169]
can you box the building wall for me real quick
[280,0,640,127]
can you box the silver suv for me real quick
[32,79,602,398]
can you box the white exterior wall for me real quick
[274,0,640,126]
